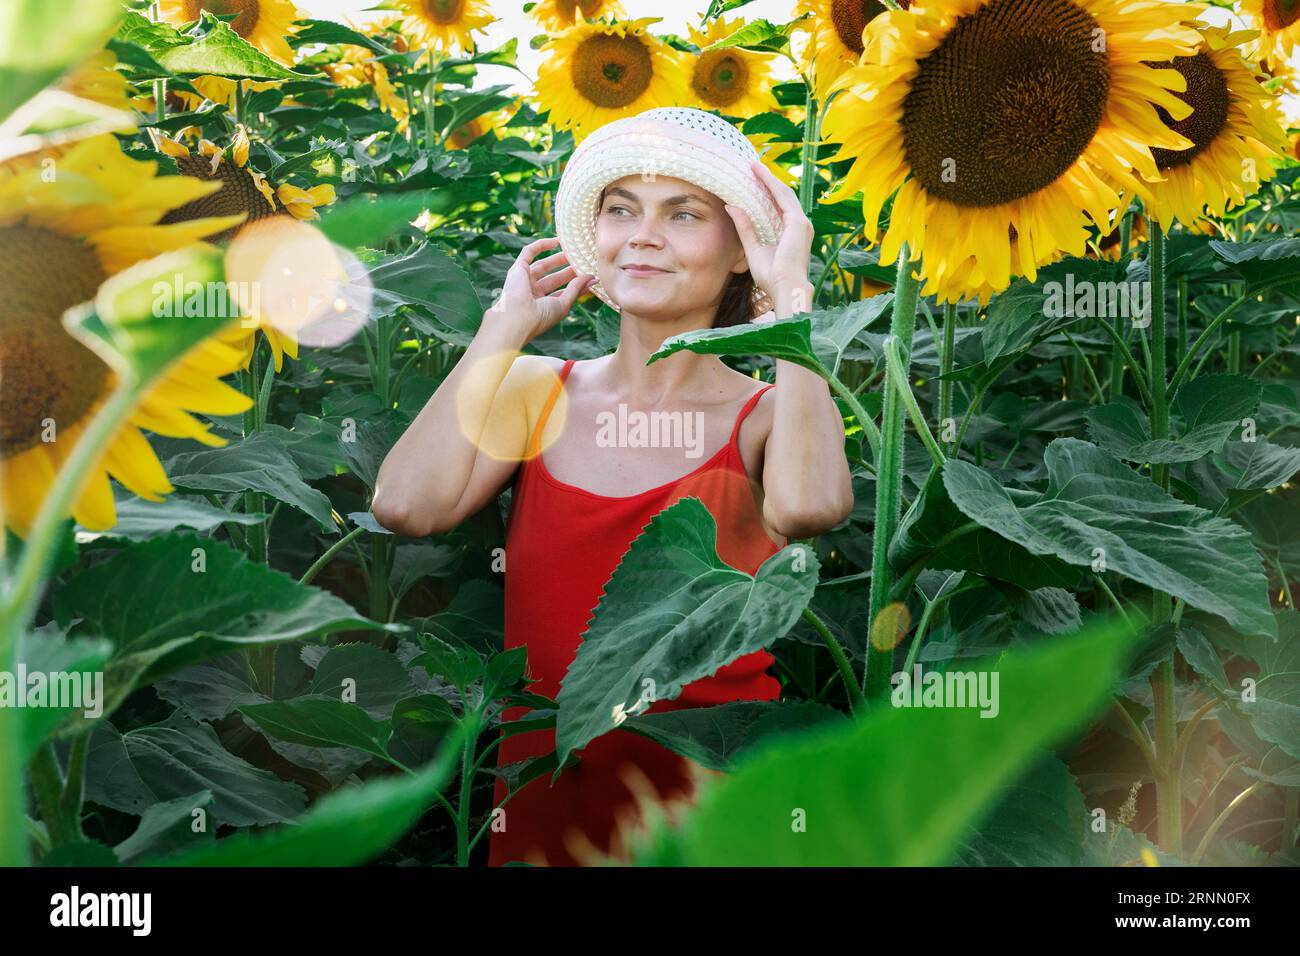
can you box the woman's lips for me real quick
[621,266,670,276]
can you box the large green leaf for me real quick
[1087,375,1260,464]
[151,12,311,80]
[943,439,1276,638]
[982,258,1124,363]
[650,296,893,377]
[54,533,402,719]
[1186,438,1300,511]
[554,497,819,772]
[13,627,112,763]
[238,696,393,762]
[622,700,848,771]
[165,430,337,533]
[1209,238,1300,295]
[0,0,123,125]
[368,242,483,332]
[952,755,1089,866]
[632,614,1134,865]
[84,714,306,826]
[140,723,465,866]
[891,469,1080,590]
[80,492,269,540]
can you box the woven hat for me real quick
[554,107,783,318]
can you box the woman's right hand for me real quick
[487,236,595,341]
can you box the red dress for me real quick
[487,358,784,866]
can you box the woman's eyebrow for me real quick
[604,186,711,207]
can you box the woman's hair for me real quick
[596,184,755,329]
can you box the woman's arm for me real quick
[724,162,855,540]
[759,281,856,539]
[372,237,594,537]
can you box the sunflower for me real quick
[159,1,301,111]
[534,17,690,139]
[154,126,335,370]
[529,0,627,33]
[819,0,1204,305]
[1129,26,1287,234]
[795,0,909,103]
[1242,0,1300,69]
[320,45,411,134]
[684,15,779,118]
[0,134,252,538]
[391,0,495,57]
[159,0,299,65]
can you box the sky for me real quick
[293,0,1299,121]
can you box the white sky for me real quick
[295,1,1299,120]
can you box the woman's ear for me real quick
[730,249,749,274]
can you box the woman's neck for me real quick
[599,314,736,406]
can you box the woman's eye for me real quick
[673,210,699,221]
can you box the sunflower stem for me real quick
[798,86,819,217]
[1145,223,1180,857]
[240,341,273,695]
[940,302,955,455]
[864,244,920,703]
[801,607,864,716]
[1176,274,1188,372]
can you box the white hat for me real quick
[554,107,784,318]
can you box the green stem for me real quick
[58,731,90,840]
[940,302,956,454]
[1063,330,1105,403]
[300,525,368,586]
[29,745,77,847]
[1176,274,1188,371]
[884,336,944,468]
[1168,292,1253,396]
[801,607,864,715]
[798,86,819,217]
[826,371,881,466]
[1109,209,1134,399]
[1189,781,1262,865]
[864,244,920,703]
[456,709,483,866]
[1096,318,1155,411]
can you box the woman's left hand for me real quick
[724,159,814,306]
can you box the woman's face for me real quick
[592,174,749,320]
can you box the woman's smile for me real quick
[620,264,672,276]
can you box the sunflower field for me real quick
[1,0,1299,874]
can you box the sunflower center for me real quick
[830,0,893,55]
[901,0,1109,208]
[182,0,260,38]
[692,50,750,108]
[0,226,111,458]
[1263,0,1300,30]
[159,153,278,242]
[1147,51,1231,170]
[422,0,467,24]
[571,33,653,109]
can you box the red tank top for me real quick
[488,358,784,867]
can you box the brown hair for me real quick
[596,184,756,328]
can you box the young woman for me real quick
[373,107,854,866]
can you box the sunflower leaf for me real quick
[154,12,312,80]
[554,497,819,774]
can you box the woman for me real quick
[373,107,854,866]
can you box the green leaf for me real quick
[114,791,215,864]
[952,755,1088,866]
[1187,438,1300,512]
[13,628,112,763]
[700,17,794,53]
[622,700,848,771]
[636,614,1134,865]
[368,242,483,333]
[554,497,819,771]
[54,533,402,721]
[154,12,312,80]
[650,296,892,377]
[79,492,269,540]
[288,18,391,55]
[66,246,240,391]
[943,439,1276,639]
[1087,375,1261,464]
[140,724,465,865]
[306,643,417,719]
[239,696,394,761]
[165,430,337,533]
[0,0,123,125]
[84,713,307,826]
[891,469,1080,590]
[1209,238,1300,295]
[982,258,1124,363]
[317,191,434,249]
